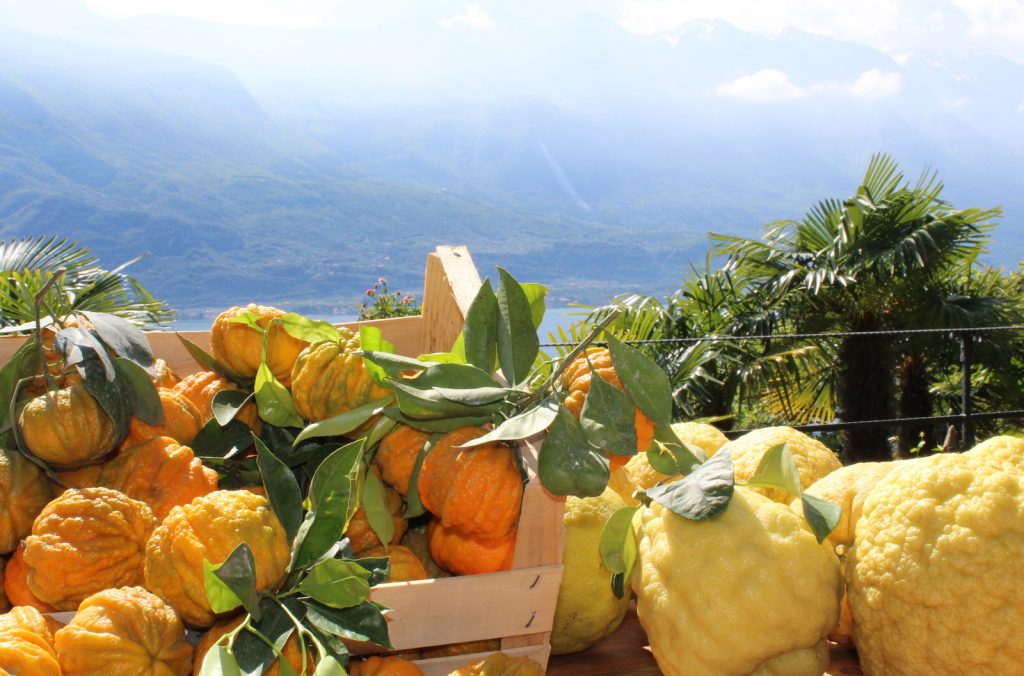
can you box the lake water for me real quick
[170,307,589,347]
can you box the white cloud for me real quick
[439,3,494,30]
[848,69,902,99]
[716,69,806,101]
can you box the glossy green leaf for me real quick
[745,443,801,497]
[202,561,243,616]
[457,397,558,447]
[495,267,539,386]
[254,362,303,428]
[351,555,391,587]
[538,406,609,497]
[208,543,261,620]
[403,433,439,518]
[359,351,429,379]
[361,415,398,454]
[383,409,495,434]
[362,471,395,552]
[462,278,499,372]
[212,390,254,427]
[80,311,154,369]
[292,441,364,570]
[277,313,342,344]
[359,326,395,386]
[521,282,548,330]
[604,333,672,426]
[303,600,393,649]
[198,645,242,676]
[646,425,706,476]
[600,505,639,599]
[231,599,299,676]
[579,366,637,457]
[388,379,502,420]
[175,333,248,385]
[434,386,512,406]
[254,436,304,542]
[643,451,735,521]
[299,559,371,610]
[54,327,114,379]
[312,657,346,676]
[801,493,841,544]
[193,418,253,459]
[111,357,163,425]
[294,397,392,446]
[0,340,39,436]
[76,354,131,444]
[228,312,265,332]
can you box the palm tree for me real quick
[714,154,1002,462]
[0,236,174,329]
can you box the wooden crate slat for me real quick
[365,564,562,651]
[419,245,482,355]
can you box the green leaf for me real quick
[233,599,299,676]
[383,409,495,434]
[76,354,131,446]
[646,425,706,476]
[299,559,372,609]
[457,397,558,447]
[312,657,346,676]
[462,278,499,372]
[604,333,672,426]
[203,561,243,616]
[359,326,395,386]
[416,350,465,364]
[228,312,265,333]
[212,390,254,427]
[254,362,303,428]
[54,327,114,379]
[293,397,392,446]
[434,386,512,406]
[175,333,248,386]
[277,313,341,344]
[207,543,262,620]
[801,493,841,544]
[362,471,395,551]
[579,366,637,457]
[643,451,734,521]
[402,362,503,391]
[359,351,429,380]
[292,441,364,570]
[521,282,548,330]
[81,311,154,369]
[304,600,393,649]
[193,418,253,459]
[745,443,801,497]
[402,433,438,518]
[198,645,242,676]
[538,406,609,497]
[254,435,304,543]
[361,415,398,454]
[111,357,163,425]
[495,267,540,386]
[388,379,502,420]
[352,556,391,587]
[0,339,39,435]
[600,506,639,599]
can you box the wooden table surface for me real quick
[547,606,863,675]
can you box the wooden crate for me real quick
[0,245,566,675]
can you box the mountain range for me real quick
[0,3,1022,315]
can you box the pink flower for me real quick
[365,289,375,297]
[378,277,387,285]
[401,295,414,304]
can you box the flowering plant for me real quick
[357,277,420,320]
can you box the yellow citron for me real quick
[633,487,842,675]
[719,426,841,503]
[550,487,631,655]
[620,422,729,500]
[848,447,1024,674]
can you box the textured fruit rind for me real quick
[633,488,842,675]
[0,449,51,555]
[24,487,157,611]
[417,427,523,539]
[448,651,545,676]
[289,330,391,422]
[551,488,631,655]
[119,388,203,450]
[623,422,729,496]
[0,605,61,676]
[99,436,219,519]
[4,544,56,613]
[374,425,431,495]
[210,304,308,385]
[17,385,118,467]
[428,520,516,576]
[54,586,193,676]
[349,655,425,675]
[194,614,307,676]
[173,370,260,430]
[720,426,842,503]
[144,489,291,627]
[360,545,429,583]
[848,452,1024,675]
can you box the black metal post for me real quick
[960,331,975,448]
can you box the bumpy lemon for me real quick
[848,450,1024,674]
[633,487,842,675]
[551,487,631,655]
[621,422,730,499]
[720,426,841,503]
[144,490,291,627]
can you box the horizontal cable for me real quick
[540,324,1024,349]
[722,409,1024,439]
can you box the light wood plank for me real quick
[419,245,481,355]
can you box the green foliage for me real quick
[0,236,174,328]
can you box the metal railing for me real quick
[542,325,1024,448]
